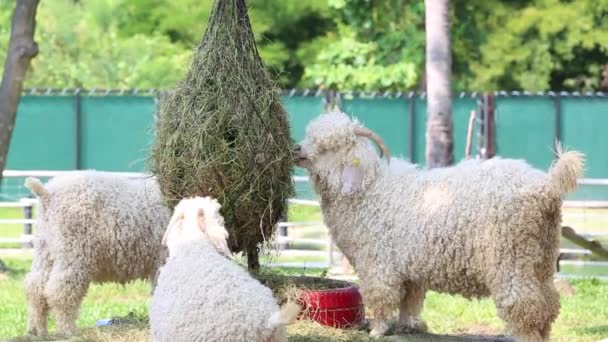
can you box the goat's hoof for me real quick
[369,330,384,338]
[27,328,47,337]
[395,319,428,334]
[369,323,390,338]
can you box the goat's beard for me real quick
[309,172,324,193]
[309,170,344,200]
[305,171,331,197]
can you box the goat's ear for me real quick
[197,209,233,258]
[161,211,184,247]
[340,160,364,195]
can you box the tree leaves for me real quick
[1,0,606,91]
[470,0,608,91]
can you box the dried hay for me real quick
[252,268,358,324]
[256,271,353,303]
[149,0,294,270]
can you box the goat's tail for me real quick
[267,301,301,330]
[547,142,585,195]
[24,177,48,198]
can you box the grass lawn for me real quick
[1,256,607,342]
[0,207,30,237]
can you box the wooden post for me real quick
[465,110,475,159]
[482,93,496,159]
[324,89,340,112]
[553,94,562,145]
[408,96,416,163]
[277,212,287,251]
[22,202,33,248]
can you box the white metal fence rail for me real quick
[1,170,608,278]
[0,171,336,263]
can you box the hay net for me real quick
[149,0,295,261]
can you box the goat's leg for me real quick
[537,280,560,341]
[44,261,91,336]
[359,276,400,338]
[24,246,53,336]
[396,283,427,334]
[149,246,169,295]
[492,278,560,342]
[24,269,50,336]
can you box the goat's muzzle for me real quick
[293,144,311,168]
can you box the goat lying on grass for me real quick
[150,196,300,342]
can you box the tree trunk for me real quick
[0,0,40,187]
[602,64,608,90]
[424,0,453,168]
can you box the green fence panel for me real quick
[413,97,426,163]
[6,96,75,170]
[561,97,608,200]
[1,96,75,200]
[282,96,325,200]
[3,94,608,203]
[341,98,410,159]
[283,96,325,144]
[412,97,477,165]
[80,96,155,172]
[495,97,555,170]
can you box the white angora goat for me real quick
[294,110,585,341]
[150,196,300,342]
[23,171,170,336]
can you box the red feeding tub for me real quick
[295,277,365,328]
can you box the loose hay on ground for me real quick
[149,0,294,271]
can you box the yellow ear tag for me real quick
[351,158,360,167]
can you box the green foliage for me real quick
[104,0,333,88]
[0,1,12,67]
[469,0,608,91]
[114,0,211,47]
[0,0,333,89]
[302,0,424,91]
[248,0,335,86]
[303,25,418,91]
[1,0,607,90]
[21,0,192,89]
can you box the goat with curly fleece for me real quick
[23,171,170,336]
[294,110,585,341]
[150,196,300,342]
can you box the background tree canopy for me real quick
[0,0,606,91]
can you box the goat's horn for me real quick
[354,127,391,163]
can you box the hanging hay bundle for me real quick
[149,0,294,270]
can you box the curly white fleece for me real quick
[295,110,585,342]
[150,196,298,342]
[23,171,170,336]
